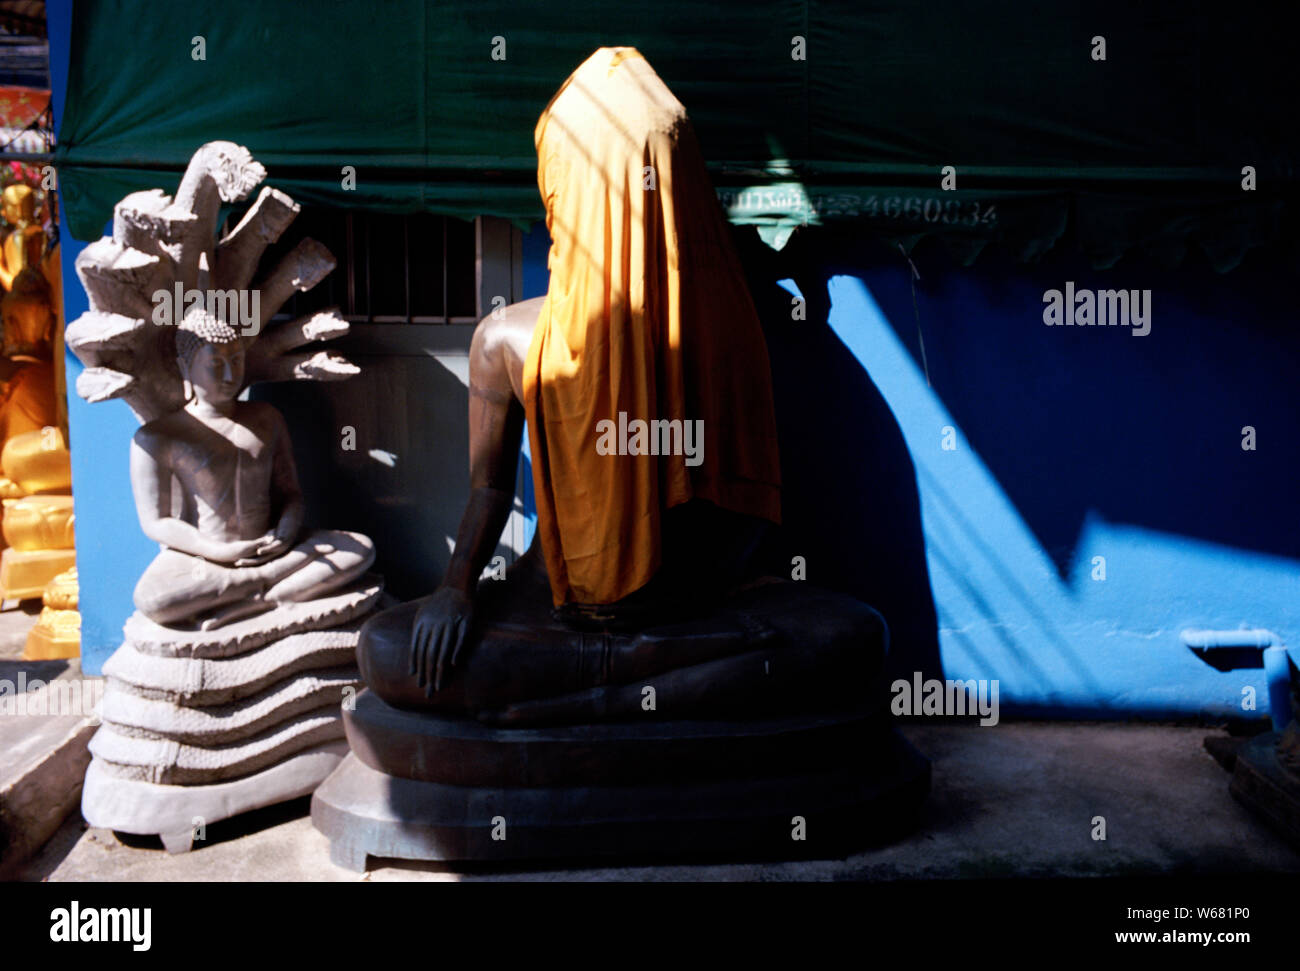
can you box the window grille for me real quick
[258,209,483,324]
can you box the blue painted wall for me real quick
[729,224,1298,720]
[50,0,158,675]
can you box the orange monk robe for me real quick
[523,47,782,607]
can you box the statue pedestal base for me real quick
[83,741,347,853]
[311,691,929,870]
[0,546,75,600]
[23,608,80,659]
[23,567,80,660]
[1230,731,1300,850]
[81,578,386,849]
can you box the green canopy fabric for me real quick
[55,1,1295,267]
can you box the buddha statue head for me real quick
[2,185,37,227]
[176,308,245,409]
[1,267,55,362]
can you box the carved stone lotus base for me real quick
[123,578,384,658]
[82,741,348,854]
[103,627,363,705]
[312,690,929,870]
[88,706,350,786]
[100,667,363,748]
[1230,730,1300,850]
[82,578,388,849]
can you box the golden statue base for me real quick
[22,567,80,660]
[1,546,76,601]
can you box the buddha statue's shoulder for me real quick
[232,399,288,438]
[132,411,189,454]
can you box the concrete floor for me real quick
[0,601,42,660]
[16,721,1300,881]
[0,604,96,877]
[0,604,79,798]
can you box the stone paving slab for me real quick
[0,602,43,660]
[0,668,100,877]
[16,722,1300,882]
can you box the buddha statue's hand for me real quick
[209,536,271,564]
[254,530,291,559]
[410,586,476,696]
[231,532,287,567]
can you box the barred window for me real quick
[256,208,506,325]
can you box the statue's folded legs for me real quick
[359,559,886,726]
[135,528,375,629]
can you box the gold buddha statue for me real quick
[0,424,76,610]
[0,185,47,293]
[0,268,58,445]
[0,215,79,652]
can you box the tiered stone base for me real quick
[83,741,349,853]
[81,578,384,852]
[312,689,930,870]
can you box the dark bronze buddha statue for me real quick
[356,47,882,726]
[315,48,927,868]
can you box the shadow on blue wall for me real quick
[754,222,1298,717]
[860,239,1299,575]
[733,226,943,686]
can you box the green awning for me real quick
[55,1,1295,267]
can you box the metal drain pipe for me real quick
[1181,629,1293,728]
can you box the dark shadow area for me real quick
[111,795,314,852]
[5,812,85,882]
[0,657,70,688]
[1187,647,1266,673]
[734,226,942,685]
[256,347,478,602]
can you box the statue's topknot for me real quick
[176,307,241,370]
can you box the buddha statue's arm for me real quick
[412,308,529,693]
[224,408,304,567]
[0,243,14,291]
[262,408,306,555]
[129,433,262,564]
[441,397,522,596]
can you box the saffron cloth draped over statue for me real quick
[523,47,782,607]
